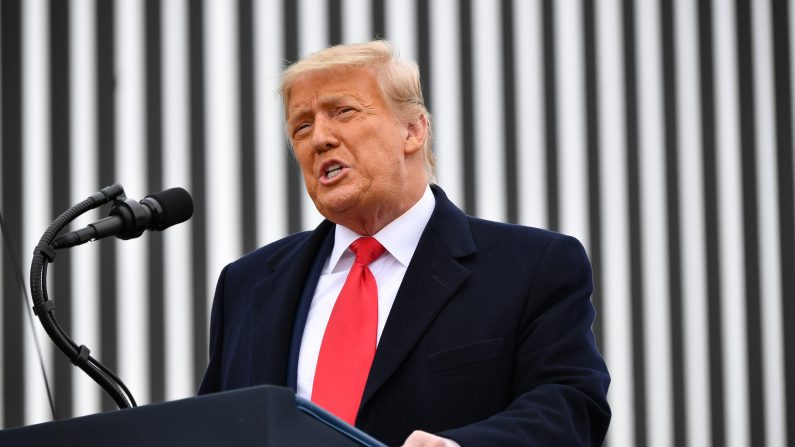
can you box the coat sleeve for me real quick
[197,265,229,395]
[438,235,611,446]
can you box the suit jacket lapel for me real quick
[361,186,477,407]
[249,220,335,386]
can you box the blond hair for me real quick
[280,40,435,181]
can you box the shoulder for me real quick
[427,185,588,270]
[466,216,562,241]
[221,230,315,280]
[466,216,586,260]
[455,216,592,296]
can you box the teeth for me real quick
[327,167,342,179]
[325,163,343,179]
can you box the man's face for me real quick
[286,67,422,230]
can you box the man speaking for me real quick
[198,41,610,446]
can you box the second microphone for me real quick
[52,187,194,249]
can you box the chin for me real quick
[314,195,356,220]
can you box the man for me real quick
[199,41,610,446]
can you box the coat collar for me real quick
[360,184,476,410]
[248,219,335,386]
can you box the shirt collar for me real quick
[327,185,436,272]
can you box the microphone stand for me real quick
[29,183,137,410]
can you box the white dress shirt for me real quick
[296,185,436,400]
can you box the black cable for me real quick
[29,184,137,410]
[0,210,58,420]
[91,357,137,407]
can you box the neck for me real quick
[341,183,427,236]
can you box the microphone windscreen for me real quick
[147,187,194,229]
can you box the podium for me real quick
[0,385,387,446]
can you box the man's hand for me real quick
[401,430,461,447]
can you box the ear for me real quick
[403,114,428,156]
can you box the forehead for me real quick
[286,67,384,115]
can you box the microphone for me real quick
[52,187,193,249]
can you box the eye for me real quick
[292,122,311,138]
[337,106,355,116]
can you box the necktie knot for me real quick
[350,237,385,265]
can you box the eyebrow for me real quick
[288,94,361,125]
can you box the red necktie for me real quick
[312,237,385,425]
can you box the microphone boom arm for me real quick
[30,183,138,410]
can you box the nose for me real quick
[311,116,340,153]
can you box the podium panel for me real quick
[0,386,386,447]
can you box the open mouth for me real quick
[325,163,343,180]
